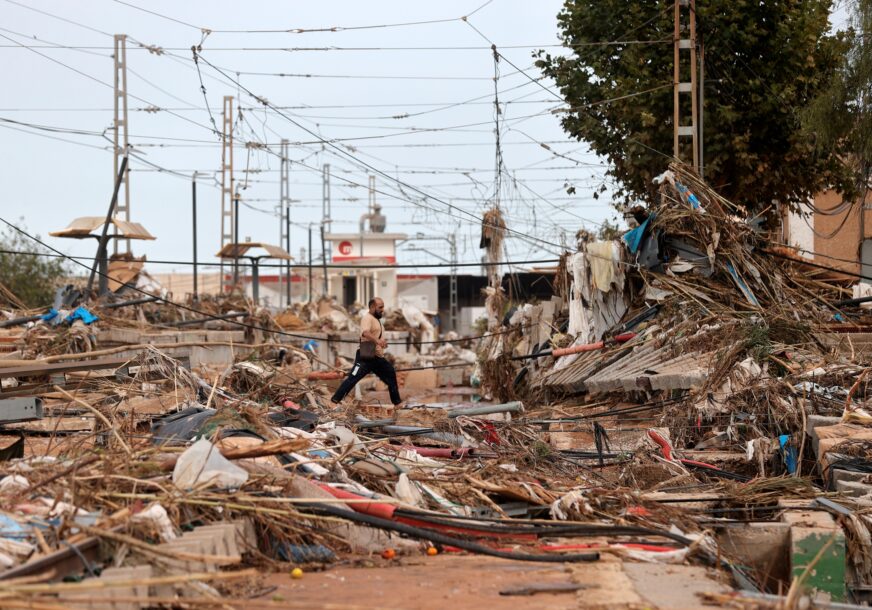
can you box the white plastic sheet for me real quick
[172,437,249,490]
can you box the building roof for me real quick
[324,233,408,240]
[49,217,156,240]
[216,242,292,260]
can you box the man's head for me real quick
[368,297,385,319]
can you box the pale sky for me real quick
[1,0,626,278]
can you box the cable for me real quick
[0,215,539,346]
[764,249,872,284]
[0,247,559,270]
[192,51,567,253]
[109,0,202,30]
[0,33,221,138]
[300,502,600,563]
[0,42,678,52]
[2,0,113,37]
[228,69,527,81]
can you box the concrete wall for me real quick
[807,189,872,274]
[785,200,814,260]
[397,276,438,311]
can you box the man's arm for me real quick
[361,319,387,347]
[361,329,381,343]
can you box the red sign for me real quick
[338,240,353,255]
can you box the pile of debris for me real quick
[6,163,872,606]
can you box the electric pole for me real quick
[112,34,131,255]
[321,164,331,297]
[673,0,699,172]
[279,139,290,307]
[449,234,458,332]
[220,96,234,293]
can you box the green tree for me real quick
[596,218,624,240]
[0,222,69,309]
[803,0,872,196]
[537,0,853,211]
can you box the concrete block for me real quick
[182,524,242,558]
[835,480,872,498]
[436,366,465,387]
[832,469,872,485]
[783,510,846,602]
[156,538,212,573]
[205,330,246,342]
[139,333,177,345]
[716,522,790,589]
[401,368,438,390]
[176,331,208,343]
[189,345,235,368]
[61,565,152,610]
[98,328,143,345]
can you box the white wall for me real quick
[397,276,438,311]
[786,200,815,259]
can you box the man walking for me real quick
[331,297,402,407]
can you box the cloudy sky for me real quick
[1,0,628,277]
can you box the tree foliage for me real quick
[537,0,853,211]
[803,0,872,194]
[0,222,69,309]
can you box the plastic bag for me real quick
[172,437,249,490]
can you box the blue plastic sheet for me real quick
[622,214,653,254]
[779,434,798,474]
[65,306,99,325]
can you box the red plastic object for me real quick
[318,484,397,521]
[647,429,720,470]
[317,484,535,540]
[646,429,673,461]
[551,332,637,358]
[613,332,637,343]
[282,399,301,410]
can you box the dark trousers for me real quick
[331,350,402,405]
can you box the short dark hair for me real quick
[368,298,380,308]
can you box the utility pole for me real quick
[220,95,234,293]
[279,139,290,307]
[673,0,699,172]
[233,193,240,289]
[112,34,131,255]
[449,234,458,332]
[192,173,198,302]
[698,31,705,179]
[308,226,313,303]
[321,164,331,298]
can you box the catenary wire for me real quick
[0,215,551,346]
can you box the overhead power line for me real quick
[0,214,542,346]
[0,247,560,270]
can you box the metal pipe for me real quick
[88,155,128,297]
[834,295,872,307]
[0,314,44,329]
[251,259,260,304]
[511,332,637,361]
[447,401,523,419]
